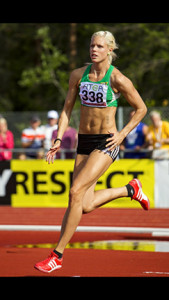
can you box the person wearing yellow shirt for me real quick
[147,111,169,159]
[148,111,169,149]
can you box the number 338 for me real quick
[82,90,104,103]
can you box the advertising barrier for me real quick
[155,160,169,207]
[0,159,156,208]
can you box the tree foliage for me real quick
[19,26,68,102]
[0,23,168,112]
[110,23,169,107]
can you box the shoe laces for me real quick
[42,252,55,264]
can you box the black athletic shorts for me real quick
[77,134,119,162]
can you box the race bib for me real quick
[79,81,108,107]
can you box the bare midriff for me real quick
[79,105,117,134]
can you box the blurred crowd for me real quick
[0,110,78,160]
[120,109,169,159]
[0,109,169,160]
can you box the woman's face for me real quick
[0,122,7,133]
[151,115,161,128]
[90,36,110,63]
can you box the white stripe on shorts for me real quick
[101,146,120,162]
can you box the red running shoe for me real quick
[34,251,63,273]
[128,178,150,210]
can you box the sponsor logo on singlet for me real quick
[79,81,108,107]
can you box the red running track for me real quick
[1,207,169,277]
[1,207,169,227]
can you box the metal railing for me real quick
[0,148,168,160]
[0,148,77,160]
[120,149,169,160]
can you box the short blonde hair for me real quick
[91,31,119,64]
[0,118,7,125]
[0,118,8,131]
[149,111,161,119]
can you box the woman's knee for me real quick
[69,186,94,214]
[69,182,94,213]
[82,203,93,214]
[82,196,95,213]
[69,184,84,206]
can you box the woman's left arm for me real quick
[106,70,147,150]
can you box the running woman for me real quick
[34,31,150,273]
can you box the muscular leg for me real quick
[82,182,127,213]
[55,151,115,253]
[56,150,128,254]
[57,154,88,244]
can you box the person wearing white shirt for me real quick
[21,115,45,158]
[41,110,59,153]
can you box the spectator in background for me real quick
[120,110,148,158]
[52,126,78,159]
[0,117,14,160]
[17,152,26,160]
[41,110,59,153]
[21,115,45,159]
[146,111,169,158]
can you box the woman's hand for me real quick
[46,140,61,164]
[106,131,125,150]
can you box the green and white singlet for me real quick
[79,64,120,108]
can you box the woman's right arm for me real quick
[46,68,81,164]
